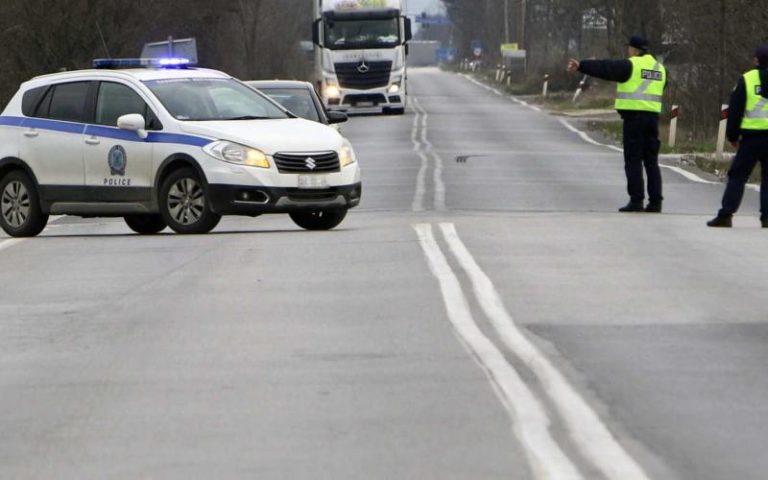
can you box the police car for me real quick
[0,58,362,237]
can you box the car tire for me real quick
[159,168,221,234]
[289,208,347,231]
[124,214,167,235]
[0,170,48,237]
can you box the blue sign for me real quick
[436,48,458,63]
[415,14,452,26]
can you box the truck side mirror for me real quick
[312,19,321,46]
[403,17,413,43]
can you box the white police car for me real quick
[0,58,362,237]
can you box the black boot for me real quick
[762,217,768,228]
[645,202,663,213]
[707,216,733,228]
[619,202,644,213]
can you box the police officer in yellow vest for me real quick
[708,46,768,228]
[568,36,667,212]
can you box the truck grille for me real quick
[273,152,340,174]
[335,61,393,90]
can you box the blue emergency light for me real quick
[92,58,193,69]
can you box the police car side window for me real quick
[96,82,162,130]
[47,82,91,123]
[21,86,49,117]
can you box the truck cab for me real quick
[313,0,412,115]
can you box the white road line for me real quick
[412,98,446,211]
[557,119,760,190]
[413,224,583,480]
[559,119,624,152]
[439,223,651,480]
[411,99,428,212]
[461,73,750,192]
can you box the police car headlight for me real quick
[339,142,357,167]
[204,141,270,169]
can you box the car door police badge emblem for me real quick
[108,145,127,176]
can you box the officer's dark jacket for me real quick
[727,66,768,142]
[578,55,663,119]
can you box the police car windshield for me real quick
[144,78,290,121]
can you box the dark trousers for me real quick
[623,114,663,204]
[718,135,768,218]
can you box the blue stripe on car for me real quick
[0,116,210,147]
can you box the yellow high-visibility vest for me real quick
[741,69,768,130]
[615,55,666,113]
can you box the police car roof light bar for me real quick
[92,58,194,69]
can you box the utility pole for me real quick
[519,0,527,72]
[504,0,510,44]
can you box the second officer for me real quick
[568,36,667,213]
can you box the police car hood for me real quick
[178,118,344,154]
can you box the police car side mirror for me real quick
[327,111,348,124]
[117,113,149,139]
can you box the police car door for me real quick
[83,82,155,202]
[19,82,92,194]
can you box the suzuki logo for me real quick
[305,157,317,170]
[357,61,370,73]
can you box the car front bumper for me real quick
[208,182,362,215]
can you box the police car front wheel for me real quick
[289,208,347,231]
[159,168,221,234]
[0,170,48,237]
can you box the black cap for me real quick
[628,35,650,52]
[755,45,768,66]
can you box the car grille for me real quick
[273,152,340,174]
[342,94,388,106]
[335,61,393,90]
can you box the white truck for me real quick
[312,0,412,115]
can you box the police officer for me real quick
[707,46,768,228]
[568,36,667,213]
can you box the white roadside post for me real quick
[668,105,679,149]
[716,104,729,162]
[542,74,550,98]
[572,75,588,104]
[496,64,502,82]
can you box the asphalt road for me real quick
[2,67,767,479]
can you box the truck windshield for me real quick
[324,18,400,50]
[144,78,290,121]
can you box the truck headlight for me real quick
[204,141,270,169]
[339,142,357,167]
[325,84,341,98]
[388,84,401,93]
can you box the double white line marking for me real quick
[415,223,650,480]
[411,98,445,212]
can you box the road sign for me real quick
[436,47,458,63]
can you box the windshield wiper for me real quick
[223,115,271,120]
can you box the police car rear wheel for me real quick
[124,214,167,235]
[289,208,347,231]
[160,168,221,234]
[0,170,48,237]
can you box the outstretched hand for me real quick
[567,58,580,74]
